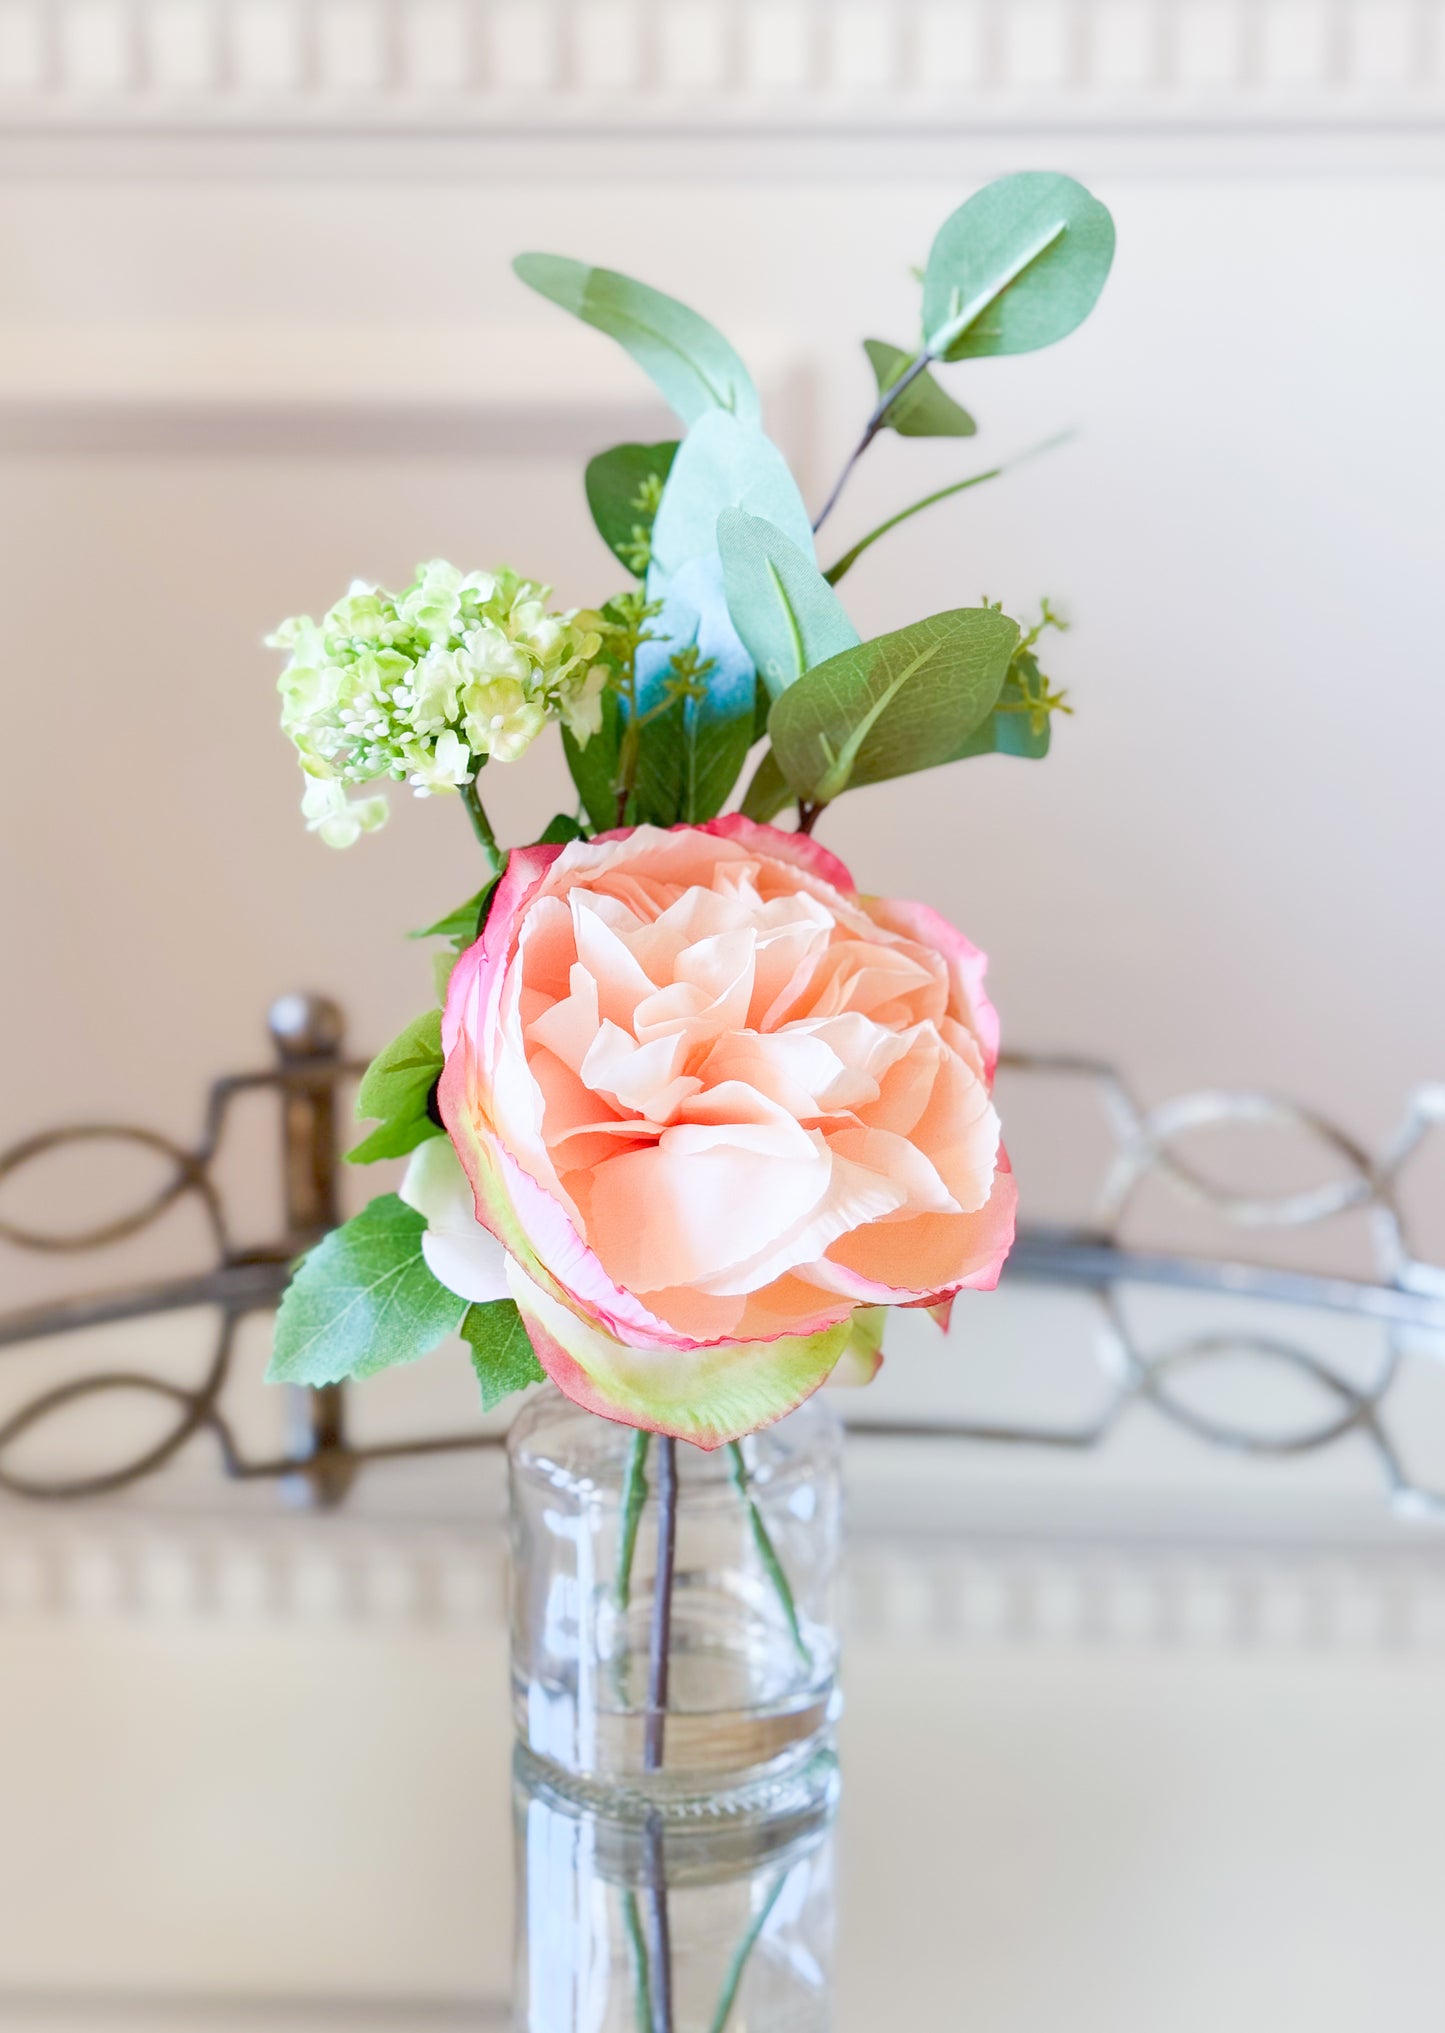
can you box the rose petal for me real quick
[509,1256,851,1449]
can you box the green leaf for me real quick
[739,747,794,824]
[921,171,1115,363]
[409,878,501,951]
[460,1300,545,1411]
[563,688,623,835]
[864,339,976,437]
[630,687,753,827]
[513,254,760,427]
[267,1194,465,1387]
[631,690,687,826]
[347,1010,444,1165]
[767,607,1020,806]
[752,673,772,744]
[953,705,1051,761]
[953,678,1053,761]
[538,812,586,845]
[717,508,859,703]
[953,645,1060,761]
[585,441,678,576]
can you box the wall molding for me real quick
[0,0,1441,139]
[6,1506,1445,1656]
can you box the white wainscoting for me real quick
[0,0,1442,130]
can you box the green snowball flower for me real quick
[270,563,606,845]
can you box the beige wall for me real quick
[2,159,1442,1233]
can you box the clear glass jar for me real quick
[513,1740,838,2032]
[508,1386,843,1803]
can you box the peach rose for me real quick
[430,815,1015,1446]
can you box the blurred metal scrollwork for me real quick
[849,1054,1445,1520]
[1,1011,1443,1511]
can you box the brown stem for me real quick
[811,347,937,534]
[643,1435,678,1771]
[641,1813,673,2033]
[796,800,823,836]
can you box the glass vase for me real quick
[513,1739,838,2033]
[508,1385,843,1807]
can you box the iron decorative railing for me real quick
[2,996,1442,1511]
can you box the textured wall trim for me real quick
[0,0,1440,135]
[6,1509,1445,1655]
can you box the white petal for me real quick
[422,1224,511,1304]
[401,1136,512,1302]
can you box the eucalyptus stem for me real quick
[616,1429,652,1611]
[461,768,502,868]
[811,347,937,535]
[727,1441,810,1668]
[706,1866,793,2033]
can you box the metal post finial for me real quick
[268,992,345,1062]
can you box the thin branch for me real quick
[823,432,1074,587]
[811,348,936,535]
[796,800,822,836]
[824,464,1001,585]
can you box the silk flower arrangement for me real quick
[266,171,1115,1459]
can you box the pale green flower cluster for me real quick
[270,561,607,847]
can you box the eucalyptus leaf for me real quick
[564,688,623,835]
[953,647,1057,761]
[635,553,758,822]
[584,441,677,576]
[718,508,859,702]
[512,254,759,426]
[864,339,976,438]
[768,607,1019,805]
[634,415,815,810]
[952,702,1052,761]
[460,1299,546,1411]
[347,1010,444,1165]
[921,172,1115,363]
[752,673,772,744]
[267,1194,465,1387]
[646,412,814,601]
[739,747,793,824]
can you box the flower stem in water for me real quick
[615,1429,652,1612]
[707,1865,793,2033]
[727,1440,810,1668]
